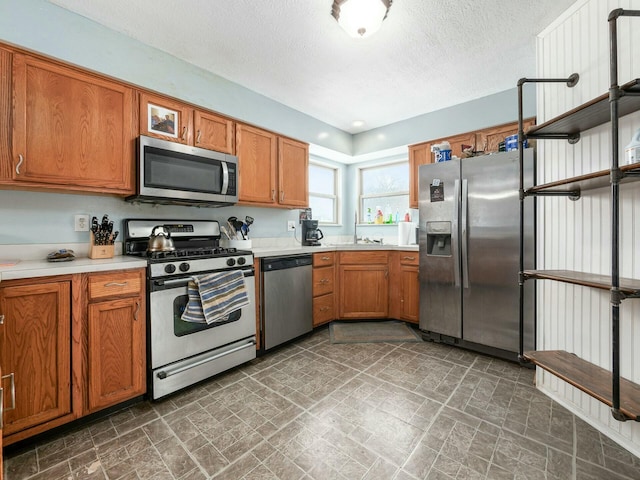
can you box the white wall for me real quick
[536,0,640,457]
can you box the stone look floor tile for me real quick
[4,326,640,480]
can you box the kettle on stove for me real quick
[301,219,323,246]
[147,225,176,252]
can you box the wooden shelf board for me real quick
[526,163,640,194]
[523,269,640,295]
[526,79,640,137]
[523,350,640,421]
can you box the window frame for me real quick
[357,159,409,224]
[308,159,341,226]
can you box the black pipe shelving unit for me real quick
[517,9,640,422]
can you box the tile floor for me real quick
[4,326,640,480]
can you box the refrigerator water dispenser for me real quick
[426,221,451,256]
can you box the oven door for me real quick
[148,268,255,370]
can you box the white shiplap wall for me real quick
[536,0,640,456]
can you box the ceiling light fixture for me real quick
[331,0,392,38]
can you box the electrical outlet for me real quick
[287,221,296,232]
[74,214,90,232]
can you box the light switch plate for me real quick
[287,221,296,232]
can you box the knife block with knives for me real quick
[88,214,117,259]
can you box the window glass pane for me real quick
[309,164,335,194]
[309,196,335,223]
[362,195,408,223]
[361,163,409,195]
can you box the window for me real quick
[309,161,339,224]
[358,161,409,223]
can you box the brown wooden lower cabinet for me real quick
[0,278,73,441]
[338,251,389,319]
[388,251,420,324]
[86,269,146,413]
[312,253,335,327]
[0,268,146,445]
[87,297,145,412]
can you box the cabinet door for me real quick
[194,110,235,154]
[12,54,134,193]
[278,137,308,207]
[0,312,4,479]
[338,265,388,319]
[87,296,145,412]
[409,142,431,209]
[236,123,277,205]
[0,281,71,437]
[139,92,192,144]
[475,118,536,154]
[399,265,420,323]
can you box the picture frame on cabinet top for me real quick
[148,103,178,138]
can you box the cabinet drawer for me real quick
[88,270,142,300]
[313,252,335,267]
[339,251,389,265]
[313,293,334,326]
[399,252,419,266]
[313,266,334,296]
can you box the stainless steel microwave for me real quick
[126,135,238,207]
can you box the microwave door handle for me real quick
[221,161,229,195]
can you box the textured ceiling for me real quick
[48,0,575,134]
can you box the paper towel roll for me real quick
[398,222,417,246]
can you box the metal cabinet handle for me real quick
[16,154,24,175]
[271,189,275,201]
[196,130,202,144]
[2,373,16,411]
[133,301,141,321]
[0,314,4,325]
[385,270,388,278]
[320,306,330,312]
[321,256,330,261]
[104,282,128,287]
[181,126,187,141]
[280,191,285,202]
[402,256,416,261]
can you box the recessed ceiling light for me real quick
[352,120,365,127]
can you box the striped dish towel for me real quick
[181,270,249,324]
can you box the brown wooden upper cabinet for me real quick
[408,119,536,208]
[9,53,136,194]
[236,123,309,208]
[139,92,235,154]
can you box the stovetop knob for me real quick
[226,258,236,267]
[237,257,246,265]
[179,262,190,272]
[164,264,176,274]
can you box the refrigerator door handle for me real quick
[453,179,461,287]
[461,179,470,289]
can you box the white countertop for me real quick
[0,243,418,281]
[0,256,148,283]
[252,243,419,258]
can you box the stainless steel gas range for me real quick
[123,219,256,400]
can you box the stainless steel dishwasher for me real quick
[261,254,313,350]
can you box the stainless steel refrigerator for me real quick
[418,150,535,360]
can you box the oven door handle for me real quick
[156,339,256,379]
[154,277,195,288]
[153,268,254,288]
